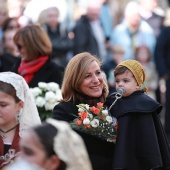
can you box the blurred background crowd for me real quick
[0,0,170,139]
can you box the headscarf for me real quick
[46,118,92,170]
[0,72,41,137]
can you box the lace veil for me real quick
[46,118,92,170]
[0,72,41,137]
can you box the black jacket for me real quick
[11,58,64,88]
[106,90,170,170]
[52,101,115,170]
[73,15,99,56]
[154,26,170,77]
[0,53,19,72]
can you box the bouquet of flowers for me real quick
[70,102,118,143]
[30,82,62,121]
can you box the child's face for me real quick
[136,48,149,63]
[112,53,124,64]
[0,91,23,129]
[115,70,139,97]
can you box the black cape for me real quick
[106,90,170,170]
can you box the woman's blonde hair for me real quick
[14,24,52,59]
[61,52,108,102]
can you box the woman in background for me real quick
[12,24,64,88]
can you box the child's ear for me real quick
[136,84,140,90]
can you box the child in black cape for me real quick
[106,59,170,170]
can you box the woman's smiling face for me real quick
[79,61,104,98]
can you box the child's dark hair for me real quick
[0,81,20,103]
[114,65,131,77]
[33,123,66,170]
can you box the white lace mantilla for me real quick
[0,72,41,137]
[46,118,92,170]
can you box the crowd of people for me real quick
[0,0,170,169]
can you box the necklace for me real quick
[0,124,18,139]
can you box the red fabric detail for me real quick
[18,56,49,83]
[0,125,20,168]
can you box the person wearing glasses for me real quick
[11,24,64,88]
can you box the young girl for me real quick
[7,118,92,170]
[106,60,170,170]
[135,45,159,100]
[0,72,41,169]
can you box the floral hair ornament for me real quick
[46,118,92,170]
[0,72,41,137]
[116,59,148,92]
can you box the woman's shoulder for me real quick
[52,101,78,122]
[44,59,64,72]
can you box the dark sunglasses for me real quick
[17,44,23,51]
[8,26,18,30]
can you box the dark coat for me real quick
[0,53,19,72]
[52,101,115,170]
[11,58,64,88]
[154,26,170,77]
[73,15,99,56]
[106,90,170,170]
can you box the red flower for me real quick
[97,102,103,108]
[76,119,82,126]
[94,108,100,115]
[90,107,100,115]
[84,124,91,128]
[100,115,105,120]
[90,106,96,112]
[78,111,88,120]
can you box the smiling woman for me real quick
[52,52,115,170]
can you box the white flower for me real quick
[90,119,99,128]
[78,108,84,112]
[45,91,57,102]
[83,118,90,125]
[47,82,59,92]
[38,82,48,90]
[102,109,108,116]
[30,87,42,98]
[85,104,90,110]
[106,116,113,123]
[35,96,45,107]
[55,90,62,100]
[45,101,57,111]
[88,113,93,119]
